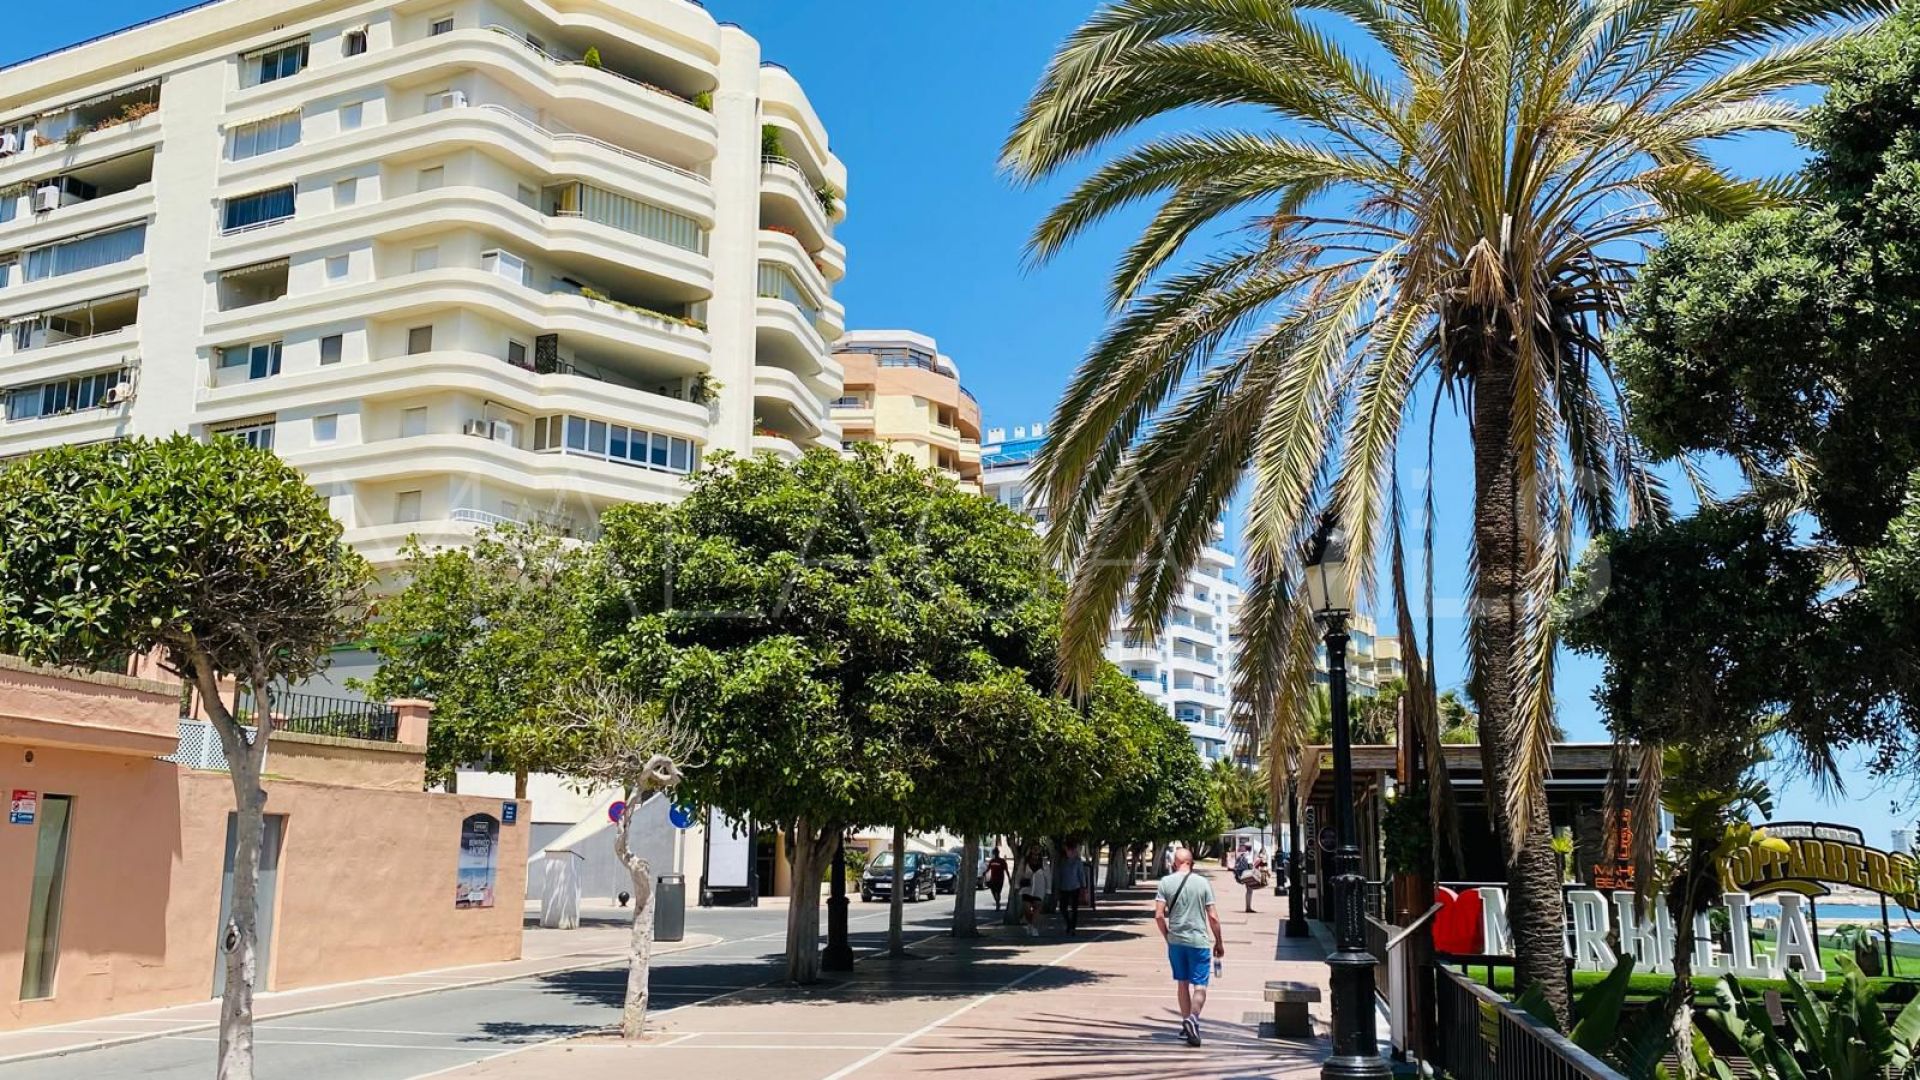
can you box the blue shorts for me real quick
[1168,943,1212,986]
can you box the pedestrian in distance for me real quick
[1057,842,1089,935]
[984,848,1009,911]
[1155,847,1225,1047]
[1234,848,1256,913]
[1019,850,1051,938]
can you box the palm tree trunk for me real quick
[1471,344,1572,1025]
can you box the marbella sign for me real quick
[1436,821,1918,985]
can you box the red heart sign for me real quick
[1432,886,1485,954]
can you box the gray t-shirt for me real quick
[1156,870,1216,948]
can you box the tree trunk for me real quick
[1105,840,1123,896]
[1003,834,1025,925]
[952,834,979,938]
[785,818,831,984]
[615,810,656,1040]
[1470,342,1572,1025]
[888,826,906,956]
[1666,892,1697,1078]
[514,767,529,801]
[208,673,270,1080]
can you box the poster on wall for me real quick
[9,790,35,825]
[706,808,753,890]
[455,813,499,909]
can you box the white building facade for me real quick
[981,423,1243,762]
[0,0,847,566]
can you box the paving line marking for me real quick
[817,933,1107,1080]
[162,1036,496,1052]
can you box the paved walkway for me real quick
[442,870,1337,1080]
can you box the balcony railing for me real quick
[1432,966,1624,1080]
[234,689,400,742]
[473,104,707,183]
[483,25,701,108]
[450,506,585,536]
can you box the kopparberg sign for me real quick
[1719,822,1920,910]
[1475,887,1826,982]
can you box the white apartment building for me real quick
[0,0,847,566]
[980,423,1243,762]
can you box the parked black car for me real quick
[861,851,936,902]
[930,853,962,894]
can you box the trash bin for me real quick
[655,874,686,942]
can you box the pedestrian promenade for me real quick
[444,869,1336,1079]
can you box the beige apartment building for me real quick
[829,329,981,491]
[0,0,848,567]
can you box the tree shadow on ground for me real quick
[901,1010,1327,1079]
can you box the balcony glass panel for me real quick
[22,224,146,282]
[545,183,707,253]
[757,263,819,325]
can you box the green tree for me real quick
[360,525,596,796]
[1002,0,1869,1022]
[0,437,368,1080]
[587,447,1069,982]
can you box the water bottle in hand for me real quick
[1213,955,1223,978]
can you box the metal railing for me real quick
[1432,966,1625,1080]
[472,104,707,184]
[235,689,399,742]
[482,26,700,109]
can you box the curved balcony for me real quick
[0,114,162,192]
[752,364,830,437]
[290,432,692,506]
[760,157,844,280]
[758,64,847,195]
[219,104,713,226]
[0,325,137,385]
[0,257,147,324]
[0,185,155,254]
[228,29,718,170]
[196,351,711,439]
[757,230,841,336]
[1169,686,1230,711]
[754,296,831,377]
[203,268,710,376]
[211,187,713,302]
[751,433,803,462]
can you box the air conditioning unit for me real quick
[104,382,132,405]
[0,131,19,156]
[461,418,491,437]
[434,90,468,111]
[34,185,60,213]
[489,420,517,447]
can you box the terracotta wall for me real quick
[0,744,526,1030]
[267,731,426,792]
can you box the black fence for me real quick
[1432,965,1625,1080]
[236,689,400,742]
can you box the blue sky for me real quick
[12,0,1910,844]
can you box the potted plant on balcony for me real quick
[582,46,603,69]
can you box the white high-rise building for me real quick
[981,423,1242,762]
[0,0,846,567]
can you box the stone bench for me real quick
[1263,980,1320,1037]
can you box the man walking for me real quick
[984,848,1009,911]
[1057,842,1089,935]
[1155,847,1224,1047]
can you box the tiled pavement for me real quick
[442,869,1340,1080]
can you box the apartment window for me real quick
[23,224,146,281]
[394,490,423,523]
[213,419,276,451]
[506,340,529,368]
[222,185,295,233]
[228,113,300,160]
[532,414,698,474]
[244,40,309,87]
[325,255,349,283]
[19,795,73,1001]
[407,326,433,355]
[333,178,357,208]
[480,249,527,286]
[0,258,14,288]
[319,334,343,366]
[429,15,455,36]
[417,166,443,192]
[4,370,126,422]
[219,340,283,381]
[343,29,368,57]
[339,102,363,131]
[515,184,537,209]
[313,414,338,443]
[401,407,429,437]
[410,247,438,273]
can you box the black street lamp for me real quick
[1285,759,1310,934]
[1303,516,1389,1080]
[822,833,853,971]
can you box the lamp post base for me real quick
[1321,949,1390,1078]
[822,836,853,972]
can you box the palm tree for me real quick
[1003,0,1883,1019]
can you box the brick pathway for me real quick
[442,869,1338,1079]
